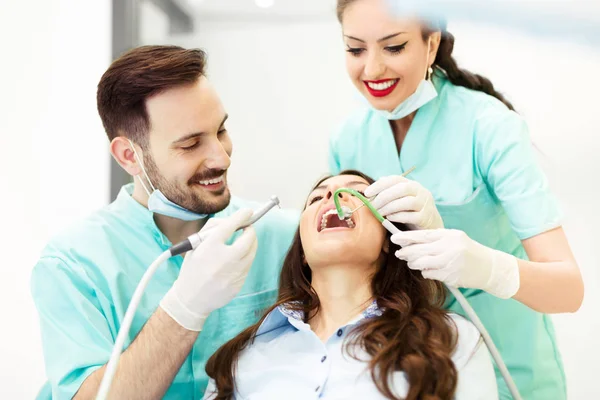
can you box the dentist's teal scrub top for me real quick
[329,73,565,400]
[31,184,299,399]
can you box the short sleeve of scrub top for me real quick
[31,257,113,399]
[473,108,562,239]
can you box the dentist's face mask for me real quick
[374,39,437,120]
[128,140,209,221]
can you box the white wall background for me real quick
[168,14,600,399]
[0,0,111,398]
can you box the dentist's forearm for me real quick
[74,307,199,400]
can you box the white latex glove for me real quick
[160,209,258,331]
[391,229,520,299]
[365,175,444,230]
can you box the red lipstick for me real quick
[364,79,399,98]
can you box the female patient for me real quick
[204,171,498,400]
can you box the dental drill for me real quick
[333,188,523,400]
[96,196,280,400]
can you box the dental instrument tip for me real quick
[270,195,280,208]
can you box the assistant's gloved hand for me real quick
[160,209,258,331]
[365,175,444,230]
[392,229,520,299]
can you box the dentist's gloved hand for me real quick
[392,229,520,299]
[160,209,258,331]
[365,175,444,230]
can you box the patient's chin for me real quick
[305,243,381,268]
[300,223,386,268]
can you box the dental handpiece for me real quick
[169,196,281,257]
[97,196,281,400]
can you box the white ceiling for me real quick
[176,0,600,46]
[181,0,338,19]
[180,0,600,21]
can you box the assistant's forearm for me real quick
[74,307,200,399]
[513,259,583,313]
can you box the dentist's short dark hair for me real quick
[97,45,207,148]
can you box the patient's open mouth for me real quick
[318,207,355,232]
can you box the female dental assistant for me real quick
[328,0,583,399]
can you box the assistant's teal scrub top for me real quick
[31,184,299,399]
[329,73,565,400]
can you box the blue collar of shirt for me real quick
[256,300,384,336]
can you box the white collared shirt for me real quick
[204,302,498,399]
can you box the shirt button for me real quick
[321,355,327,362]
[337,329,343,337]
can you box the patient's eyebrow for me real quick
[312,180,368,192]
[346,180,369,188]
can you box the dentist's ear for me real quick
[111,136,143,177]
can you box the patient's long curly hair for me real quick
[205,171,458,400]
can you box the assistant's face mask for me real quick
[128,139,209,221]
[373,38,438,121]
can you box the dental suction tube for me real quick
[96,196,280,400]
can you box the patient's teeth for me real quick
[320,207,355,231]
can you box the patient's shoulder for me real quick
[447,314,483,369]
